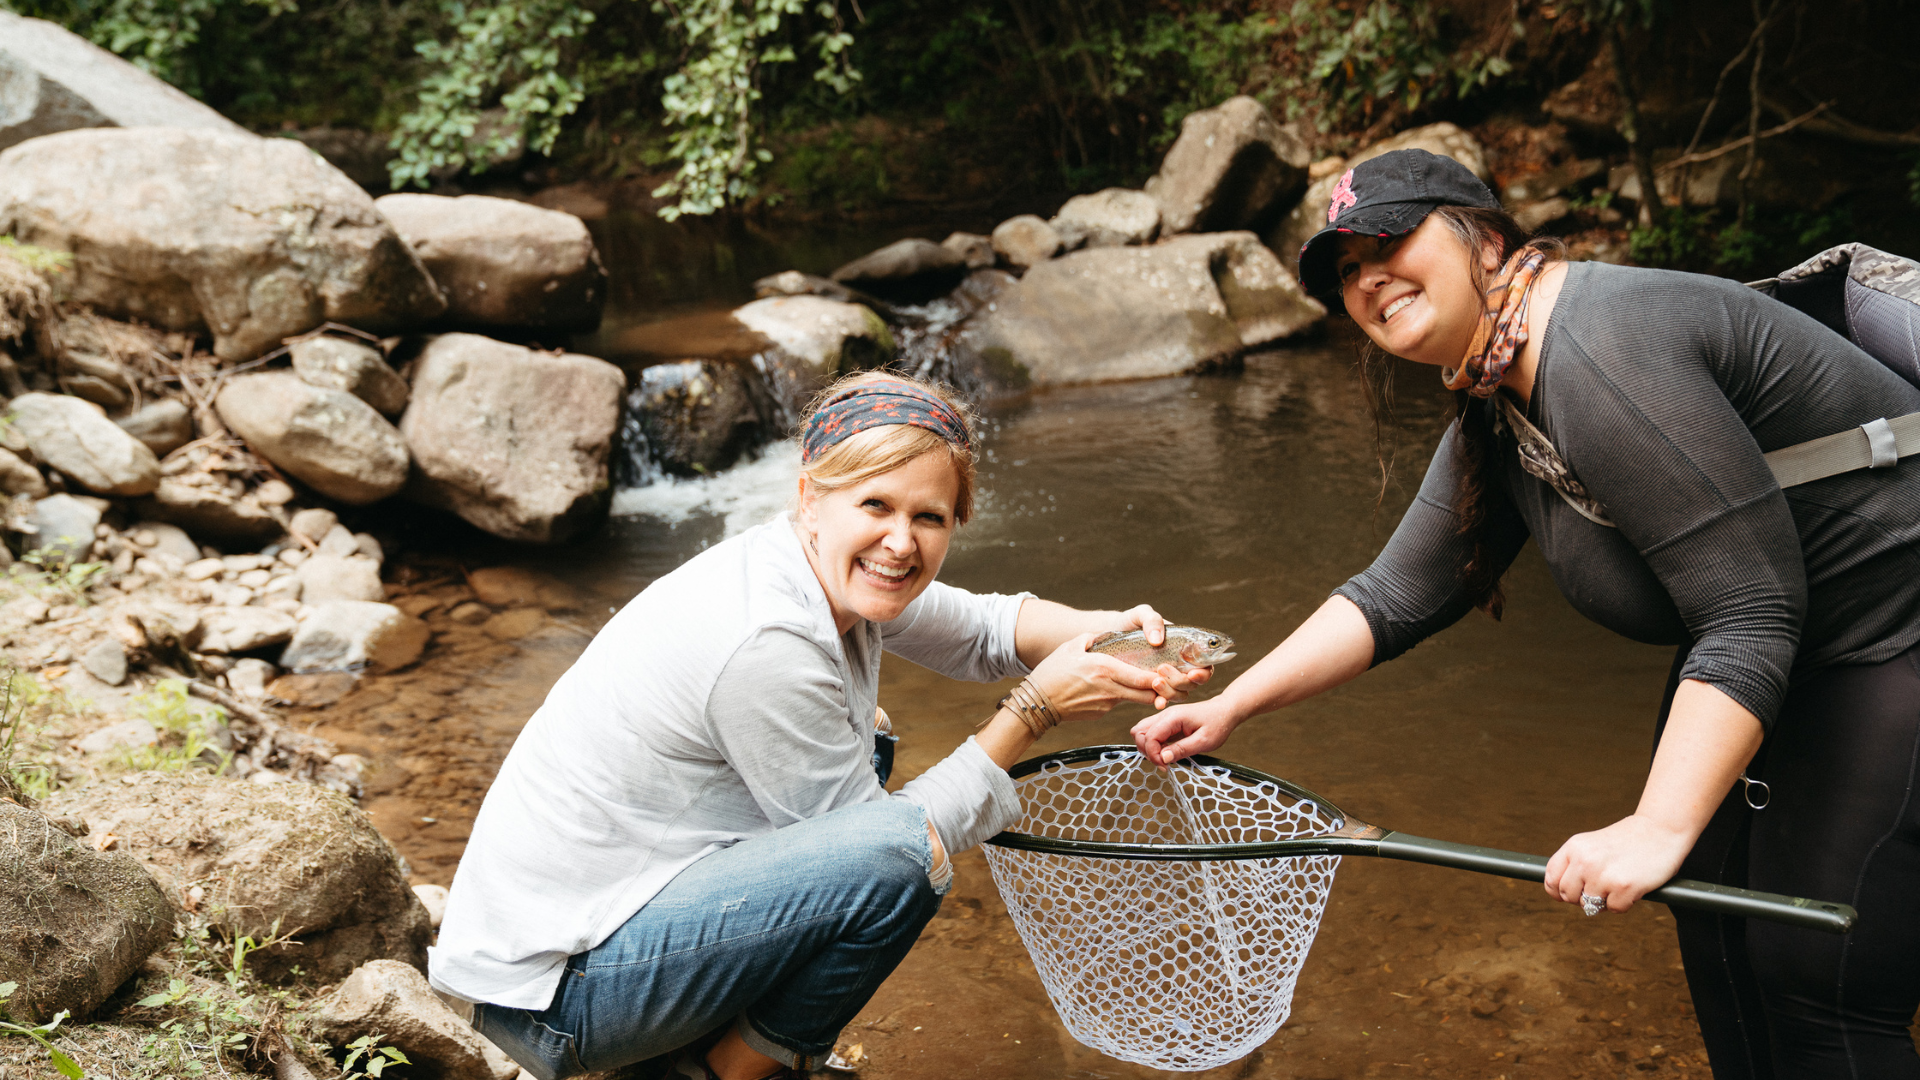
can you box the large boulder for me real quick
[401,334,625,543]
[0,13,249,153]
[1270,123,1492,272]
[628,359,769,478]
[1050,188,1161,250]
[1146,96,1310,237]
[44,772,432,982]
[732,295,895,418]
[958,232,1324,386]
[216,371,410,505]
[373,193,607,332]
[0,128,446,361]
[0,802,174,1023]
[830,238,967,304]
[279,600,428,674]
[7,391,159,496]
[317,961,521,1080]
[290,336,409,416]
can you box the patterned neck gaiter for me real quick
[1442,245,1550,398]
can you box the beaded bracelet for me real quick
[996,677,1063,739]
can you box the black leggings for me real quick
[1662,642,1920,1079]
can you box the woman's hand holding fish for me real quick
[1028,633,1172,722]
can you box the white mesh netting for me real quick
[983,750,1342,1072]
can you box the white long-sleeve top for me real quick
[429,514,1031,1010]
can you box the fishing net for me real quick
[983,749,1342,1071]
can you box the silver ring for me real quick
[1581,893,1605,917]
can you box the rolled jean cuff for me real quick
[736,1014,820,1071]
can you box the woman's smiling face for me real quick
[798,450,961,633]
[1337,214,1502,368]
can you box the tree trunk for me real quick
[1606,22,1663,229]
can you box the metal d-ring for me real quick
[1740,771,1771,810]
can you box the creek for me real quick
[335,212,1723,1078]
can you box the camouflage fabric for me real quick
[1777,243,1920,304]
[1492,394,1617,528]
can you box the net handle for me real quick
[990,747,1858,935]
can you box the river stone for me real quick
[751,270,862,304]
[128,521,199,567]
[733,296,895,417]
[0,801,173,1023]
[26,493,103,563]
[8,392,159,496]
[0,447,46,497]
[941,231,996,270]
[400,334,625,544]
[80,637,127,685]
[0,13,250,154]
[629,359,768,478]
[374,193,607,332]
[296,554,384,604]
[958,231,1324,386]
[43,772,432,983]
[216,371,409,505]
[1146,96,1309,237]
[290,337,409,417]
[830,238,967,304]
[115,399,195,458]
[0,128,446,361]
[280,600,428,674]
[990,215,1062,270]
[195,606,298,654]
[289,508,339,546]
[134,478,281,546]
[1269,123,1492,272]
[317,960,521,1080]
[75,717,155,755]
[1050,188,1161,250]
[467,566,581,609]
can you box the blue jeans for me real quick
[473,798,946,1080]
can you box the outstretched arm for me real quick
[1132,594,1375,765]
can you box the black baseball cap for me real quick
[1297,148,1501,303]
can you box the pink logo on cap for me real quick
[1328,169,1357,223]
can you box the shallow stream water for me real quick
[316,216,1763,1078]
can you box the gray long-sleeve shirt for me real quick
[1336,261,1920,730]
[430,515,1031,1011]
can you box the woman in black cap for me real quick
[1133,147,1920,1078]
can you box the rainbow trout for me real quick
[1088,626,1236,671]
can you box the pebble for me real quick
[318,524,360,558]
[482,608,546,640]
[255,479,295,506]
[412,884,449,930]
[185,557,226,581]
[19,598,49,623]
[394,595,441,618]
[132,530,157,548]
[227,658,276,699]
[81,638,128,686]
[237,568,272,588]
[449,602,491,625]
[209,583,254,607]
[223,554,266,573]
[278,547,310,567]
[289,507,339,545]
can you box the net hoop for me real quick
[983,746,1346,1071]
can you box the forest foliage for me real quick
[2,0,1541,216]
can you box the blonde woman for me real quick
[432,372,1208,1080]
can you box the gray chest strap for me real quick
[1493,396,1920,530]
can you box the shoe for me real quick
[665,1050,721,1080]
